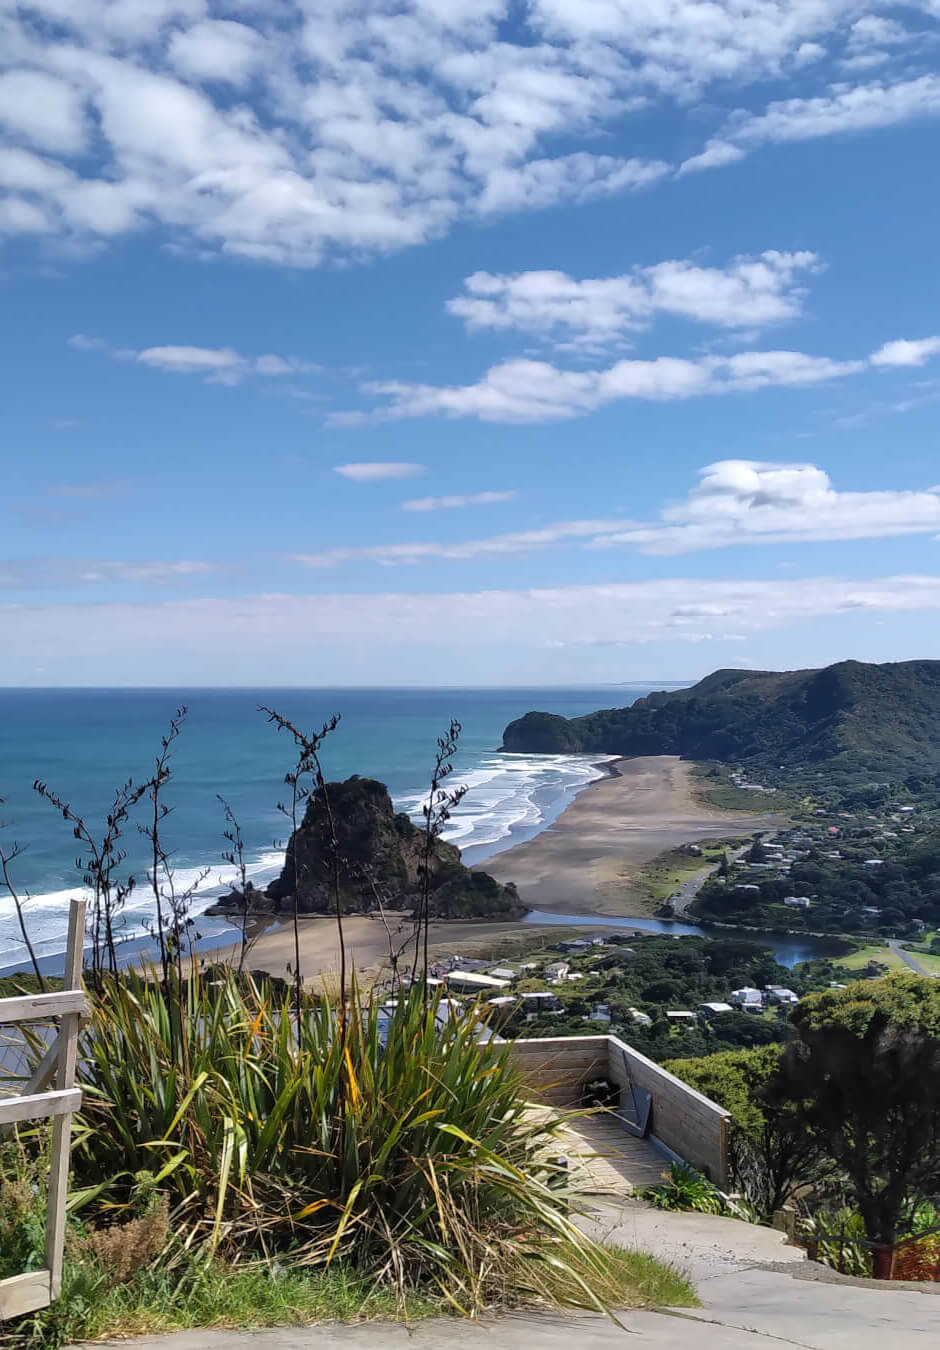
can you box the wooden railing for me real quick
[0,899,86,1322]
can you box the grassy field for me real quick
[839,944,940,976]
[839,945,908,973]
[637,841,743,904]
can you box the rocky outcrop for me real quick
[207,775,524,922]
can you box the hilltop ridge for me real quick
[502,659,940,777]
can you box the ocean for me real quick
[0,685,658,970]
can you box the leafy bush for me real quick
[644,1162,723,1215]
[63,968,611,1312]
[800,1207,872,1277]
[664,1046,827,1218]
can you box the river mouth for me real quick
[522,909,850,968]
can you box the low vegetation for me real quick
[1,970,693,1345]
[668,975,940,1277]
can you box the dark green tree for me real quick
[665,1045,826,1216]
[768,974,940,1275]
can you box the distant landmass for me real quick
[210,775,524,922]
[502,660,940,777]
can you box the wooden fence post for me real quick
[44,897,86,1299]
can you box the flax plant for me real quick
[65,969,608,1313]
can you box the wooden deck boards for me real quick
[528,1107,668,1197]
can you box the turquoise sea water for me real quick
[0,686,652,967]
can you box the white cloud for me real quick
[290,461,940,571]
[476,154,669,214]
[292,519,624,567]
[168,20,268,85]
[683,72,940,173]
[334,462,424,481]
[68,334,318,385]
[5,573,940,684]
[336,334,934,425]
[2,3,938,264]
[0,558,223,588]
[0,70,88,154]
[448,252,820,347]
[402,490,517,511]
[590,460,940,555]
[870,337,940,367]
[677,140,747,176]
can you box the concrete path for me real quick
[71,1202,939,1350]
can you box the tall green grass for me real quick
[65,969,609,1310]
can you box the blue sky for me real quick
[2,0,940,685]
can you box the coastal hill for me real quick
[213,775,524,921]
[502,659,940,777]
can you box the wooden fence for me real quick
[0,899,86,1321]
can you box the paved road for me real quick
[671,845,749,917]
[888,940,931,976]
[73,1203,939,1350]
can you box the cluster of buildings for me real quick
[664,983,800,1029]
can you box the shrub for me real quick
[65,968,607,1312]
[644,1162,723,1215]
[664,1045,826,1218]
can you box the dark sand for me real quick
[479,756,784,917]
[234,756,784,983]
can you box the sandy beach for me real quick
[481,756,783,917]
[229,755,784,984]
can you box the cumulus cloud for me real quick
[402,490,517,511]
[590,460,940,555]
[289,462,940,571]
[67,334,318,385]
[447,252,820,347]
[5,574,940,684]
[334,462,424,481]
[2,4,938,265]
[334,332,937,425]
[870,337,940,367]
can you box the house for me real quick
[488,967,517,981]
[444,970,510,994]
[765,986,799,1005]
[698,1001,734,1017]
[544,961,570,983]
[736,884,761,894]
[519,992,560,1009]
[863,859,885,869]
[560,938,591,952]
[730,986,763,1013]
[912,918,927,932]
[666,1010,697,1028]
[566,972,584,981]
[784,896,811,909]
[861,906,881,917]
[627,1007,652,1027]
[590,1004,611,1024]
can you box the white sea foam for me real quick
[0,754,611,967]
[395,753,614,851]
[0,851,283,965]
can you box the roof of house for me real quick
[443,970,510,989]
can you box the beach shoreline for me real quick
[231,755,785,983]
[0,754,785,985]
